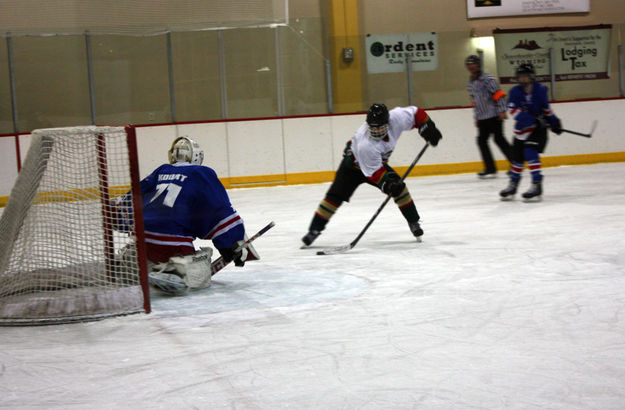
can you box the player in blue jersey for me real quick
[117,136,254,294]
[500,63,562,201]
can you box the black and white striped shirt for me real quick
[467,72,507,120]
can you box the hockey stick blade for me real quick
[588,119,598,137]
[316,244,353,256]
[211,221,275,277]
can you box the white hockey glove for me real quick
[232,241,248,267]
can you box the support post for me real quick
[218,30,228,119]
[325,59,334,113]
[405,56,413,106]
[549,47,556,100]
[618,44,624,97]
[274,26,285,116]
[166,32,176,123]
[85,32,97,125]
[477,48,484,68]
[6,34,18,134]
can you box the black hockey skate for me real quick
[477,170,496,179]
[522,182,542,201]
[409,221,423,242]
[499,181,518,201]
[301,230,321,247]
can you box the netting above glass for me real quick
[0,0,289,36]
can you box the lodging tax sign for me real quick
[494,25,611,84]
[365,32,438,74]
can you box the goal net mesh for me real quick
[0,126,148,325]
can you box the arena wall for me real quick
[0,98,623,205]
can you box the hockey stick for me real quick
[211,221,275,277]
[553,120,597,138]
[317,143,430,256]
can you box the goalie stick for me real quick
[317,143,430,256]
[211,221,275,277]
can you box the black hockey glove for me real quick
[381,172,405,197]
[535,115,548,130]
[218,241,248,267]
[418,118,442,147]
[550,117,563,135]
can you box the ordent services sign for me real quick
[365,33,438,74]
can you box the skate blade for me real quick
[500,195,515,201]
[478,174,497,179]
[416,236,422,243]
[523,195,542,203]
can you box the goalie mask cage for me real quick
[0,126,150,325]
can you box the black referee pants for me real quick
[476,116,512,173]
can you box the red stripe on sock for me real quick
[399,200,414,210]
[315,211,329,221]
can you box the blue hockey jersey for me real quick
[508,82,559,140]
[138,162,244,262]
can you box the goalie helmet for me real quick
[366,103,390,141]
[168,136,204,165]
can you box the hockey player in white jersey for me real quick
[302,103,442,246]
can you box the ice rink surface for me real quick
[1,162,625,409]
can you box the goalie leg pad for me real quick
[148,249,213,294]
[169,248,213,289]
[149,270,188,296]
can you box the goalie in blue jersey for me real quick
[117,136,256,294]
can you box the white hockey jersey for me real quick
[350,106,425,178]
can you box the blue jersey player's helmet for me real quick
[168,136,204,165]
[516,63,536,82]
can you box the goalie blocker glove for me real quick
[219,240,248,267]
[418,118,442,146]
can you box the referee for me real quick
[466,55,511,178]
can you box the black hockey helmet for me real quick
[366,103,389,140]
[516,63,536,81]
[367,103,389,127]
[465,54,481,67]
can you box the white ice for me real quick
[1,162,625,409]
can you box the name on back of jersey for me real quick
[158,173,188,182]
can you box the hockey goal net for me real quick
[0,126,150,325]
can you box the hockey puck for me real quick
[316,251,324,255]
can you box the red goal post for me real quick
[0,126,150,325]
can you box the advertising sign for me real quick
[494,25,611,84]
[468,0,589,19]
[365,32,438,74]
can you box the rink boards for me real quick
[1,98,624,204]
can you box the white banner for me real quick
[494,25,612,84]
[365,32,438,74]
[467,0,589,19]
